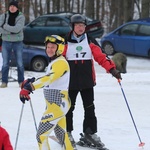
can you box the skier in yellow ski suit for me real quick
[19,35,74,150]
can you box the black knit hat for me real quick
[9,1,19,8]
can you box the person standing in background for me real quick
[63,14,122,150]
[0,0,25,88]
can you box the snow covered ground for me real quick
[0,55,150,150]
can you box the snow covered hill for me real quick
[0,55,150,150]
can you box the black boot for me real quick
[77,133,109,150]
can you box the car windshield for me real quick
[30,17,48,26]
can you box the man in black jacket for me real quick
[63,14,121,150]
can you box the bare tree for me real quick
[1,0,148,33]
[39,0,43,15]
[77,0,80,13]
[71,0,74,11]
[81,0,85,14]
[23,0,30,24]
[141,0,150,18]
[31,0,38,18]
[85,0,94,18]
[96,0,100,20]
[52,0,60,12]
[64,0,68,11]
[68,0,71,12]
[117,0,123,25]
[134,0,141,18]
[109,0,116,31]
[5,0,9,10]
[46,0,51,14]
[0,0,5,14]
[123,0,134,22]
[101,0,105,21]
[57,0,60,12]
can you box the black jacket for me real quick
[63,31,115,90]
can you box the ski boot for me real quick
[67,132,78,150]
[77,133,109,150]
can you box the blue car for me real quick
[11,45,49,72]
[100,20,150,57]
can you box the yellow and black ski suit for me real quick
[32,55,73,150]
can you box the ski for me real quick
[76,141,109,150]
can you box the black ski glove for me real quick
[20,77,35,89]
[19,77,35,103]
[109,68,122,80]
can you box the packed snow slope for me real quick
[0,55,150,150]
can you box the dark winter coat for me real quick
[0,127,13,150]
[63,31,116,90]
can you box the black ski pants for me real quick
[66,87,97,134]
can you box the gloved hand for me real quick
[109,68,122,80]
[21,77,35,89]
[20,88,31,103]
[20,77,35,103]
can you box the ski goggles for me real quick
[45,35,64,44]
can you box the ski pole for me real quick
[14,103,24,150]
[29,100,37,131]
[117,79,145,147]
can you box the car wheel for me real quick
[102,42,115,55]
[31,57,47,72]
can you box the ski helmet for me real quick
[71,14,87,25]
[70,14,87,30]
[45,35,65,56]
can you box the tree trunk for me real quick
[64,0,67,11]
[39,0,43,15]
[18,0,23,12]
[56,0,60,12]
[77,0,80,13]
[109,0,116,31]
[4,0,9,12]
[24,0,30,24]
[31,0,38,18]
[123,0,134,22]
[134,0,141,18]
[46,0,50,14]
[85,0,94,19]
[81,0,85,14]
[96,0,100,20]
[101,0,105,21]
[141,0,150,18]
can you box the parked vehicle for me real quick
[11,45,49,72]
[23,12,104,45]
[100,19,150,57]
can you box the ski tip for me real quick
[139,142,145,147]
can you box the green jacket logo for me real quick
[76,46,83,51]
